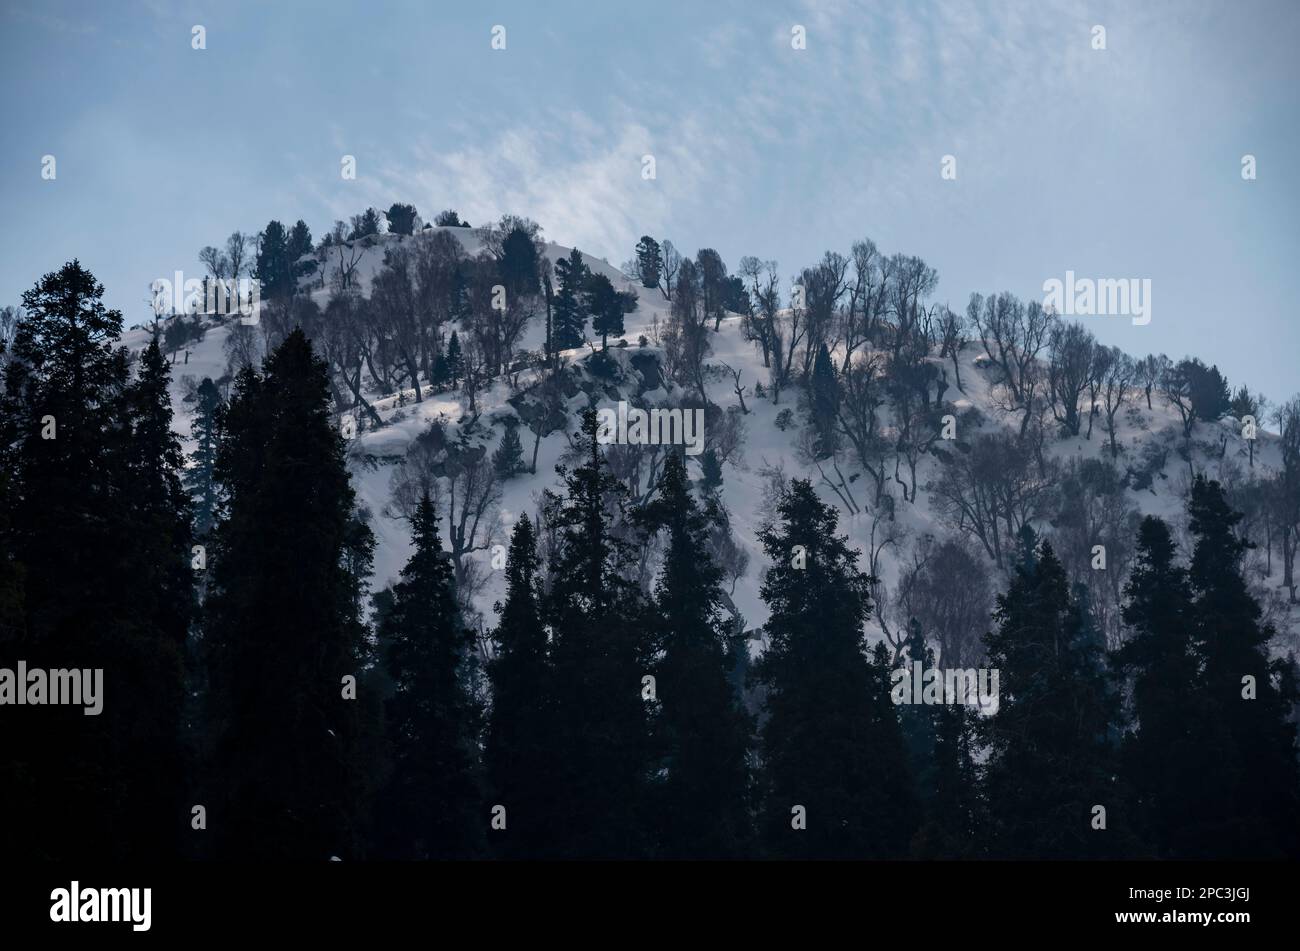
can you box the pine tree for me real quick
[377,493,483,859]
[485,515,556,857]
[753,479,918,858]
[492,421,525,479]
[634,235,662,289]
[0,262,192,860]
[982,529,1133,858]
[896,619,938,808]
[585,272,637,351]
[287,219,313,284]
[446,332,463,387]
[430,348,450,388]
[499,227,540,298]
[912,700,983,858]
[385,203,418,237]
[113,336,194,858]
[636,454,753,857]
[186,376,223,537]
[541,410,651,857]
[1184,476,1300,857]
[810,343,838,458]
[203,329,374,859]
[1114,515,1206,858]
[255,220,293,300]
[551,248,589,350]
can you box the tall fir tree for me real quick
[1184,476,1300,857]
[203,328,374,859]
[541,410,651,857]
[636,453,754,857]
[551,248,589,350]
[376,493,483,859]
[0,262,191,859]
[634,235,662,289]
[912,699,984,858]
[753,479,918,858]
[485,514,557,857]
[446,331,463,387]
[113,336,195,858]
[186,376,223,537]
[982,529,1135,858]
[255,220,293,300]
[499,227,541,298]
[492,422,525,479]
[585,272,635,350]
[1114,515,1207,858]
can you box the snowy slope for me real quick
[120,227,1298,651]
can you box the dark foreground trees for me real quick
[203,329,375,859]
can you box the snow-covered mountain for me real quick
[122,224,1299,654]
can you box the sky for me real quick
[1,0,1297,403]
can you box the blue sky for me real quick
[2,0,1297,402]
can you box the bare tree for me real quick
[659,240,682,302]
[969,291,1054,436]
[739,256,780,370]
[226,232,250,282]
[1099,347,1136,458]
[893,534,994,667]
[935,304,966,392]
[1046,321,1096,436]
[720,361,749,413]
[388,423,502,609]
[1136,353,1169,410]
[929,431,1056,567]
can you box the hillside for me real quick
[122,223,1300,660]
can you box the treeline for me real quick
[2,261,1298,861]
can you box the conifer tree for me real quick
[753,479,917,858]
[114,336,195,858]
[204,329,374,859]
[637,454,753,857]
[1184,476,1300,857]
[377,493,483,859]
[1114,515,1205,857]
[541,410,651,857]
[551,248,589,350]
[485,514,556,857]
[912,700,983,858]
[492,422,525,479]
[0,262,191,859]
[982,529,1133,858]
[446,332,463,387]
[385,203,418,237]
[255,220,293,300]
[499,227,541,298]
[896,618,938,808]
[635,235,662,289]
[585,272,636,350]
[186,376,223,537]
